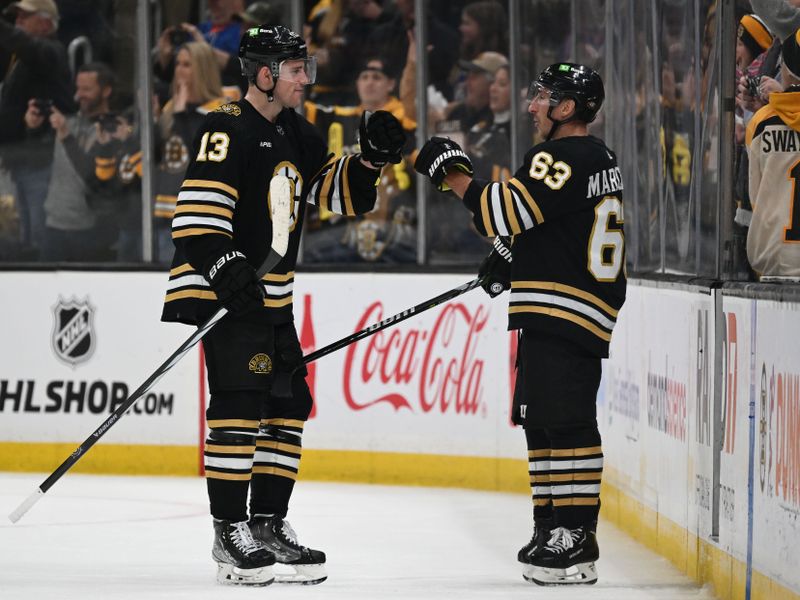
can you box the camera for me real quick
[745,75,762,98]
[33,98,53,118]
[168,27,193,48]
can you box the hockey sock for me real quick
[204,425,258,522]
[546,425,603,529]
[525,427,554,525]
[250,419,304,517]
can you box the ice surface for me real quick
[0,473,716,599]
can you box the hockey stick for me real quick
[289,276,485,378]
[8,176,293,524]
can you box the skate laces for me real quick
[278,519,303,548]
[545,527,582,554]
[230,521,263,555]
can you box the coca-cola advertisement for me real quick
[295,274,521,459]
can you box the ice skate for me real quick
[250,516,327,584]
[517,519,553,563]
[522,526,599,585]
[212,519,275,586]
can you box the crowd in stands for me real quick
[0,0,797,279]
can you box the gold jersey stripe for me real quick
[262,418,305,429]
[342,156,355,215]
[531,474,551,484]
[262,271,294,282]
[182,178,239,199]
[553,497,600,507]
[501,183,521,234]
[170,263,196,277]
[172,228,233,240]
[508,305,612,341]
[508,178,544,224]
[479,186,497,237]
[533,498,552,506]
[549,472,603,482]
[319,161,336,211]
[255,440,302,454]
[207,419,260,429]
[511,281,619,317]
[205,471,252,481]
[264,296,293,308]
[164,289,217,303]
[173,204,233,218]
[528,449,550,459]
[204,444,256,454]
[252,465,298,480]
[550,446,603,458]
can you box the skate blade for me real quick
[274,562,327,585]
[522,561,597,586]
[216,562,275,586]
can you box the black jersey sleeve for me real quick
[461,141,591,237]
[306,154,379,215]
[171,111,244,270]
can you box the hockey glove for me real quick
[478,237,512,298]
[413,136,474,191]
[358,110,405,167]
[204,250,265,316]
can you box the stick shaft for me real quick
[8,248,285,523]
[302,277,484,366]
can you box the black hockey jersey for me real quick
[462,135,626,357]
[161,99,380,325]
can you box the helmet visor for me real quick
[527,82,560,105]
[278,57,317,85]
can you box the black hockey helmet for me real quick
[239,25,315,84]
[530,63,605,123]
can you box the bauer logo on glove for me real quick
[413,136,474,191]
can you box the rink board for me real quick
[600,284,800,600]
[0,271,523,485]
[1,272,799,600]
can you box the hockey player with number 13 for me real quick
[160,25,405,586]
[415,63,626,586]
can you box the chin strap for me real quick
[253,63,276,102]
[545,103,581,141]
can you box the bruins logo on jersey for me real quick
[164,135,189,173]
[214,103,241,116]
[248,353,272,374]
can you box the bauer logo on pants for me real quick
[51,297,96,366]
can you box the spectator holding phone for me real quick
[34,62,122,261]
[0,0,74,258]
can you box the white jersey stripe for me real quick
[489,184,510,236]
[177,190,236,208]
[172,215,233,232]
[510,292,616,330]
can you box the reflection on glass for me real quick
[0,2,140,263]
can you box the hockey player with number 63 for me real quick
[415,63,626,586]
[160,25,405,586]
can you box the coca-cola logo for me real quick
[343,301,489,414]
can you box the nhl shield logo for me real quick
[52,297,96,366]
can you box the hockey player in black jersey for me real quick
[415,63,626,586]
[160,25,405,586]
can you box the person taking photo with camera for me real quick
[25,62,124,261]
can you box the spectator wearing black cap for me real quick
[745,27,800,279]
[0,0,74,259]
